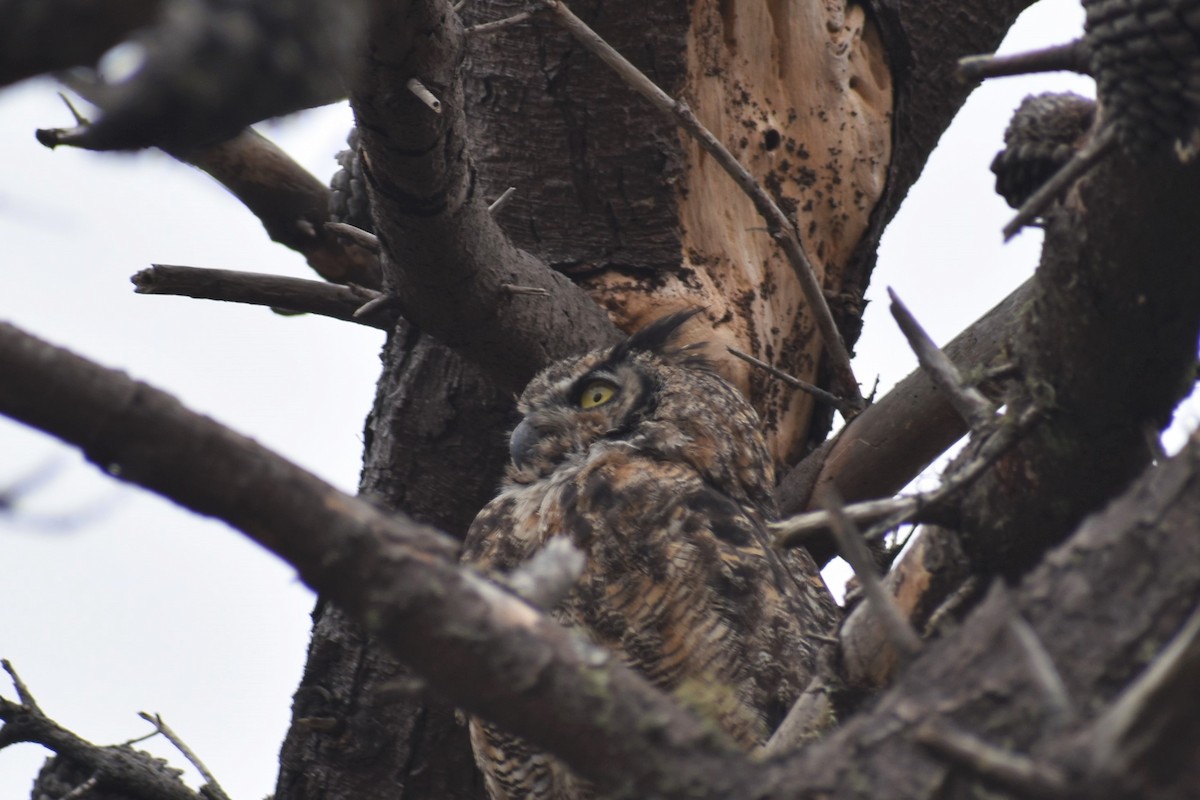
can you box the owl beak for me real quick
[509,417,539,469]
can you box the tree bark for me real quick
[271,2,1046,797]
[275,328,506,800]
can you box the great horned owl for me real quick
[462,310,837,800]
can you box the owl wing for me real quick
[551,447,835,746]
[461,447,836,798]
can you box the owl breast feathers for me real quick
[462,310,837,800]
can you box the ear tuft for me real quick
[611,309,704,363]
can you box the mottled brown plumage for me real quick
[462,311,838,800]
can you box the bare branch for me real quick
[1003,126,1118,240]
[761,678,835,756]
[131,265,394,329]
[137,712,230,800]
[38,107,381,287]
[726,347,855,413]
[59,774,100,800]
[0,663,201,800]
[500,284,551,297]
[171,129,381,286]
[466,11,538,36]
[958,39,1090,82]
[1088,601,1200,780]
[325,221,381,254]
[915,719,1070,799]
[818,487,923,660]
[406,77,443,114]
[2,660,41,713]
[488,185,518,215]
[1005,602,1074,724]
[774,404,1041,549]
[0,0,161,88]
[352,0,620,393]
[888,288,995,430]
[0,321,764,800]
[771,495,919,547]
[777,278,1034,551]
[538,0,862,410]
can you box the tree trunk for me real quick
[275,328,506,800]
[271,1,1035,797]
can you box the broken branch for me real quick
[888,288,994,430]
[539,0,862,410]
[818,486,922,660]
[131,265,394,329]
[0,321,764,800]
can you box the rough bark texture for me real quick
[16,0,1200,798]
[5,317,1200,799]
[275,328,507,800]
[954,153,1200,579]
[462,0,892,462]
[272,2,1045,798]
[762,430,1200,799]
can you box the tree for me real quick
[2,0,1199,797]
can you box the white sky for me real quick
[3,2,1185,798]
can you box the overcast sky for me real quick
[3,3,1183,798]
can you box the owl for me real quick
[462,310,838,800]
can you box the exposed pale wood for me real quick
[573,0,893,463]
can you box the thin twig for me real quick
[60,774,100,800]
[325,221,381,254]
[1088,601,1200,777]
[770,495,918,545]
[2,660,41,712]
[888,288,994,430]
[539,0,863,412]
[851,405,1041,544]
[1004,125,1118,240]
[138,712,230,800]
[354,292,400,319]
[467,11,537,36]
[958,39,1090,82]
[818,486,922,660]
[922,576,980,637]
[488,185,518,214]
[762,677,835,755]
[773,405,1042,549]
[726,347,855,413]
[57,92,90,126]
[915,719,1069,799]
[406,78,443,114]
[500,284,551,296]
[1004,595,1074,724]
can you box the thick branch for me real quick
[0,0,161,87]
[956,154,1200,578]
[540,0,862,408]
[169,130,381,287]
[778,278,1031,563]
[759,432,1200,797]
[0,664,200,800]
[351,0,620,393]
[0,321,761,800]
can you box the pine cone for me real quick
[1084,0,1200,157]
[991,92,1097,208]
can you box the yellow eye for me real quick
[578,379,618,409]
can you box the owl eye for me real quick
[578,379,618,409]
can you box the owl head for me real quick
[505,310,776,510]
